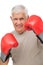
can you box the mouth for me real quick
[16,24,23,28]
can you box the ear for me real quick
[10,16,13,21]
[28,16,29,18]
[26,16,29,21]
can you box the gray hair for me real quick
[11,5,28,18]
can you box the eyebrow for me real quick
[13,17,24,20]
[19,17,24,20]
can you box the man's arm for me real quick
[24,15,43,43]
[1,33,18,62]
[37,38,43,51]
[0,58,9,65]
[37,39,43,48]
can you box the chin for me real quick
[16,29,24,34]
[17,30,22,33]
[15,27,25,33]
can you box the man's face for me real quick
[11,12,27,34]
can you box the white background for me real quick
[0,0,43,65]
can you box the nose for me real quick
[17,19,21,24]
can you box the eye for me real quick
[13,18,18,21]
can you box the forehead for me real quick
[12,12,26,18]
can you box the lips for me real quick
[16,24,23,28]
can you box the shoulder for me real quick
[25,30,36,37]
[25,30,37,41]
[11,30,16,34]
[11,30,17,37]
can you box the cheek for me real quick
[13,21,17,26]
[21,21,25,26]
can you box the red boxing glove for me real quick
[1,33,18,62]
[25,15,43,43]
